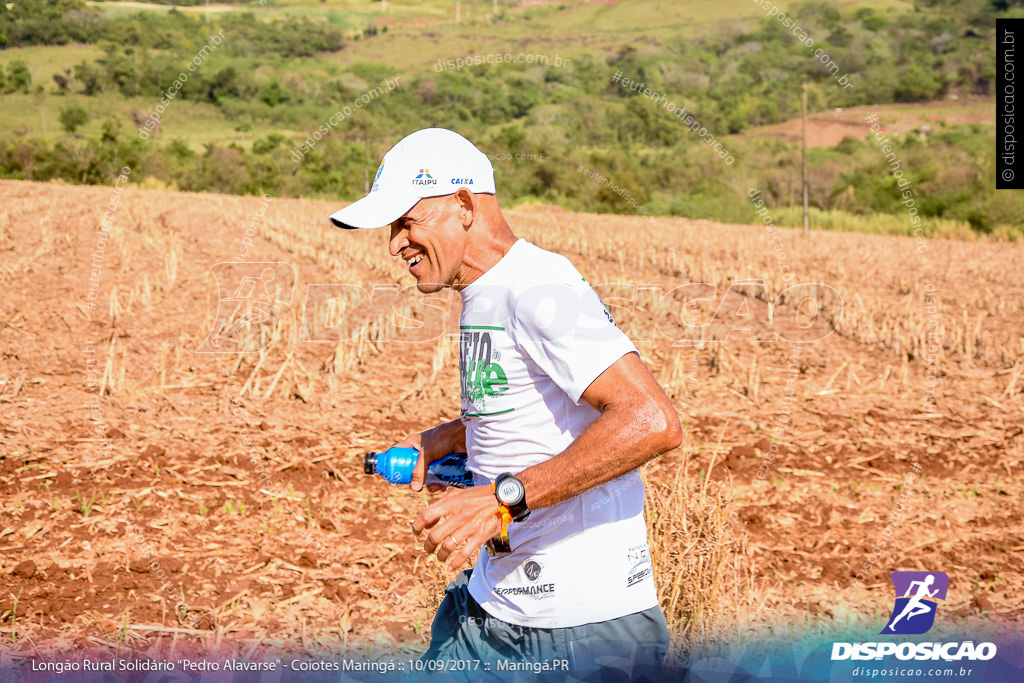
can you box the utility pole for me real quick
[801,82,809,238]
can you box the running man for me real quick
[886,573,938,632]
[328,128,682,681]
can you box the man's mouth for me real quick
[408,253,424,274]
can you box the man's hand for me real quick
[391,419,466,491]
[412,485,500,571]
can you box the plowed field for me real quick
[1,180,1021,666]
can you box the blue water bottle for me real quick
[364,447,474,488]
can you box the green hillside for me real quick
[0,0,1020,237]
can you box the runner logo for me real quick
[882,571,949,635]
[833,571,996,662]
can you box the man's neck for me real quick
[455,218,517,290]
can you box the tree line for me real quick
[0,0,1021,234]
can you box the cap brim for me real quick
[328,193,419,230]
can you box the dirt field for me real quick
[0,180,1021,667]
[739,98,993,148]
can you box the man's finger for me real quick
[412,497,450,536]
[446,542,475,570]
[410,449,427,491]
[446,511,499,570]
[435,534,461,563]
[446,534,485,570]
[423,513,467,554]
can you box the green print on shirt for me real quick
[460,328,509,410]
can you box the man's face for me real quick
[389,194,468,293]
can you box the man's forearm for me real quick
[517,401,679,510]
[426,418,467,453]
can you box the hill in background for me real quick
[0,0,1019,237]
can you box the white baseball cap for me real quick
[328,127,496,230]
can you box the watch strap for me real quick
[494,473,531,522]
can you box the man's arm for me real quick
[518,351,681,509]
[412,351,681,569]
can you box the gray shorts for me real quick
[421,570,670,682]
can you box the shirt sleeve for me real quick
[511,268,638,405]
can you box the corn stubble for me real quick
[1,182,1021,662]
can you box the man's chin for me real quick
[415,280,446,294]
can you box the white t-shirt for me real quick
[459,239,659,628]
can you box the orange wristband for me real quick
[496,504,513,534]
[487,485,514,555]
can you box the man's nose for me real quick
[389,227,409,257]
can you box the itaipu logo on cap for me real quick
[881,571,949,635]
[413,168,436,186]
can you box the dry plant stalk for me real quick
[644,459,731,649]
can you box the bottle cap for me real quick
[364,452,377,475]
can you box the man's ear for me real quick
[454,188,476,229]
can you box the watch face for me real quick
[496,477,524,505]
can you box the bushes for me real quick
[1,0,342,57]
[0,0,1015,236]
[58,103,90,134]
[5,0,998,122]
[894,65,945,102]
[5,60,31,93]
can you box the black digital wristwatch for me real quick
[494,473,531,523]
